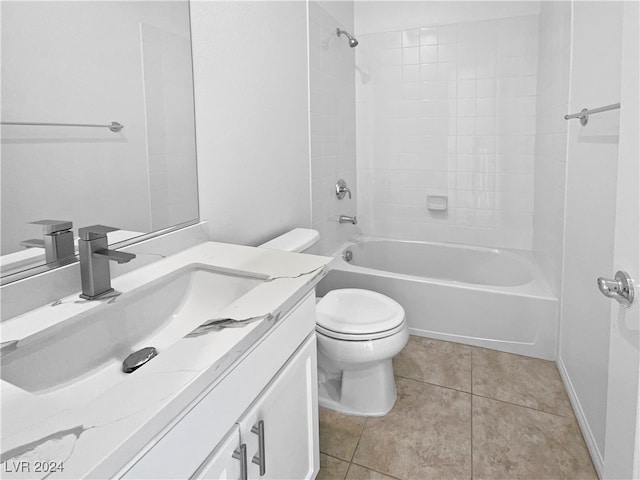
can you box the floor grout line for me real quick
[471,348,474,480]
[343,461,352,480]
[350,460,406,480]
[320,452,350,463]
[393,373,574,421]
[348,415,368,463]
[394,373,472,395]
[471,392,575,419]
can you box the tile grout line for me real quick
[471,392,575,420]
[471,348,474,480]
[344,416,368,480]
[343,461,351,480]
[394,373,472,395]
[393,373,574,421]
[349,415,368,462]
[320,451,351,463]
[350,460,406,480]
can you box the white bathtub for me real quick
[315,237,558,360]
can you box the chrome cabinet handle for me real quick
[232,443,248,480]
[597,271,635,307]
[251,420,266,476]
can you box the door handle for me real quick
[597,271,635,307]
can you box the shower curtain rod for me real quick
[564,103,620,125]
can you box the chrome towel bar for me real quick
[1,121,124,132]
[564,103,620,126]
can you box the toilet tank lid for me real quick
[259,228,320,252]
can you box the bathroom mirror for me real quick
[0,1,199,283]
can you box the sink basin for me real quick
[1,265,265,398]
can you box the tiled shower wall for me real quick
[355,15,539,249]
[309,1,357,255]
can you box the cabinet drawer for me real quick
[120,292,315,479]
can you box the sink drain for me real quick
[123,347,158,373]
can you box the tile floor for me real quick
[317,336,598,480]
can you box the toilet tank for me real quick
[259,228,320,253]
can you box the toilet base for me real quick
[318,359,398,416]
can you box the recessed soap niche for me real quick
[427,195,448,212]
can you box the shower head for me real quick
[336,28,358,48]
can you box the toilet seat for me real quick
[316,321,406,341]
[316,289,405,340]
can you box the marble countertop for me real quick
[0,241,331,479]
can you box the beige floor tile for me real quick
[346,464,398,480]
[318,454,350,480]
[472,348,574,416]
[353,377,471,480]
[473,395,598,479]
[319,407,367,461]
[393,336,472,392]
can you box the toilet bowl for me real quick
[316,289,408,416]
[259,228,408,416]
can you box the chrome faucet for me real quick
[20,220,75,263]
[339,215,358,225]
[78,225,136,300]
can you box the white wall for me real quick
[308,1,358,255]
[558,1,624,472]
[354,6,539,248]
[190,1,311,246]
[532,1,571,297]
[1,1,195,255]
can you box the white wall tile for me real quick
[402,29,420,47]
[437,25,457,44]
[419,27,438,45]
[419,45,438,64]
[356,13,539,250]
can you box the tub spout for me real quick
[339,215,357,225]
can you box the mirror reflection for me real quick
[1,0,199,280]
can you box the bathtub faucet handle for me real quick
[336,179,352,200]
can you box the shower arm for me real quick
[336,28,358,47]
[336,28,351,39]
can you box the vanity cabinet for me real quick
[193,426,242,479]
[194,337,317,479]
[119,293,319,480]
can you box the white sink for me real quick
[1,265,265,398]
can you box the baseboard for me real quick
[556,356,604,478]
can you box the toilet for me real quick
[260,228,409,416]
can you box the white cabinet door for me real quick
[193,425,243,480]
[239,336,319,480]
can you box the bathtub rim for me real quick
[328,235,556,301]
